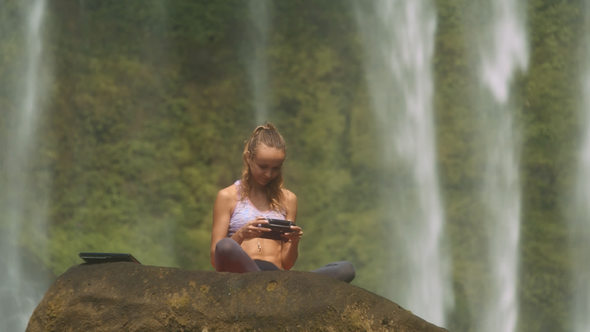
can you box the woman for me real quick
[210,123,355,281]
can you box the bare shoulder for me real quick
[281,188,297,217]
[216,183,239,206]
[282,188,297,202]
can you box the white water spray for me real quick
[571,75,590,332]
[0,0,50,330]
[473,1,528,332]
[246,0,271,124]
[354,0,451,325]
[570,3,590,330]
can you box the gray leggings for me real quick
[215,238,355,283]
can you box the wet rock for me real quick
[27,262,447,332]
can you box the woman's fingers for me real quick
[239,218,272,240]
[282,226,302,241]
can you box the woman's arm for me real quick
[210,187,235,268]
[280,190,300,270]
[210,185,271,268]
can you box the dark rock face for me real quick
[26,263,448,332]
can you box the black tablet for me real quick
[79,252,141,264]
[264,218,296,233]
[258,219,298,240]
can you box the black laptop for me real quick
[79,252,141,264]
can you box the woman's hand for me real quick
[282,225,303,242]
[233,217,270,243]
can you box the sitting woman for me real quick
[210,123,355,282]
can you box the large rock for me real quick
[27,262,447,331]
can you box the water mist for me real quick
[571,74,590,332]
[245,0,272,124]
[570,3,590,330]
[470,1,528,332]
[354,1,452,326]
[0,0,51,330]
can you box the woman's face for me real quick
[248,143,285,187]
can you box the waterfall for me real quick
[571,75,590,332]
[245,0,271,124]
[471,1,528,331]
[0,0,50,330]
[570,3,590,330]
[354,1,452,325]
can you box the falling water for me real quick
[0,0,50,330]
[354,1,452,326]
[471,1,528,332]
[570,3,590,330]
[571,75,590,332]
[245,0,271,124]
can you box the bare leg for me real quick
[312,261,356,283]
[214,238,260,273]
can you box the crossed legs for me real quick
[214,238,356,282]
[214,238,261,273]
[311,261,356,283]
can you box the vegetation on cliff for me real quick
[0,0,585,330]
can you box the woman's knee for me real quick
[335,261,356,283]
[215,238,240,257]
[313,261,356,283]
[214,238,260,273]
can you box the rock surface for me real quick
[27,262,448,332]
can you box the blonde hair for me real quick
[240,123,286,211]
